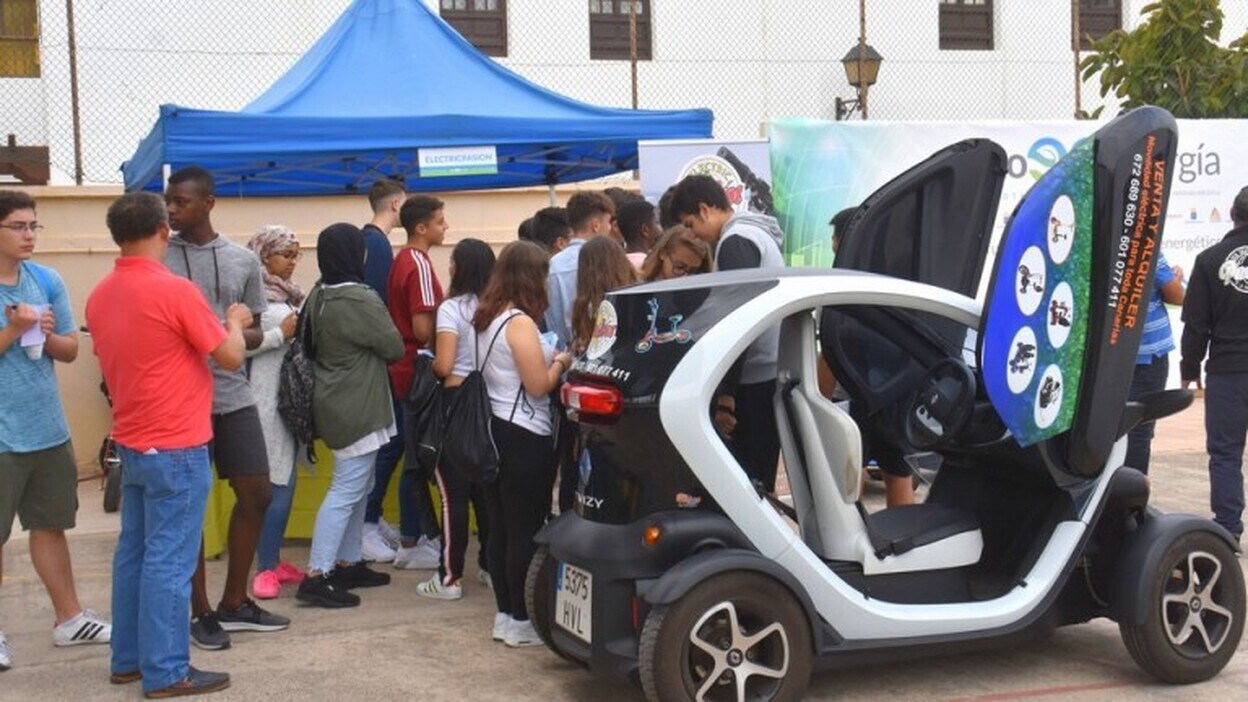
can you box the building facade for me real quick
[1,0,1244,184]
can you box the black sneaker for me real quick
[329,561,392,589]
[215,598,291,632]
[296,574,361,608]
[144,666,229,699]
[189,614,230,651]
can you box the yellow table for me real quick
[203,441,411,559]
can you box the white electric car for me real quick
[526,107,1244,702]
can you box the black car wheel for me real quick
[524,544,576,663]
[1119,530,1245,683]
[639,571,811,702]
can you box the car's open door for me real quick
[834,138,1007,296]
[979,106,1178,476]
[826,139,1007,417]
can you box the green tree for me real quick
[1080,0,1247,118]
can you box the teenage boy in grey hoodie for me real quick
[163,166,290,649]
[670,174,786,493]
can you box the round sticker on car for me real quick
[585,300,618,360]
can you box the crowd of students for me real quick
[0,167,787,697]
[9,157,1244,699]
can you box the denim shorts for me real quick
[0,440,78,544]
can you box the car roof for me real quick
[621,267,883,296]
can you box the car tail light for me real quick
[562,381,623,424]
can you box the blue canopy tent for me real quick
[122,0,713,196]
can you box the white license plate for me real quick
[554,562,593,644]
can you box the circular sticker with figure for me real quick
[1046,282,1074,348]
[1047,195,1076,264]
[1034,365,1064,429]
[1016,246,1047,316]
[585,300,618,360]
[1006,326,1038,394]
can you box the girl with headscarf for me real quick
[243,225,308,599]
[295,224,405,608]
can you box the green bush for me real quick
[1079,0,1247,118]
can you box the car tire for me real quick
[523,544,576,663]
[1119,530,1245,684]
[639,571,812,702]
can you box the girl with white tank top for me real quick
[468,241,572,647]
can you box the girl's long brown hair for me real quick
[570,237,637,353]
[472,240,550,332]
[639,226,713,282]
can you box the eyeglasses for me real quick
[0,222,44,234]
[272,249,302,261]
[664,256,694,276]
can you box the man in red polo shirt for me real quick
[86,192,248,698]
[384,194,447,569]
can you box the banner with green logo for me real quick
[768,118,1246,287]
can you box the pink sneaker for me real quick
[252,570,281,600]
[274,561,306,585]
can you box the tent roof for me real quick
[122,0,712,196]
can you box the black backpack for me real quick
[441,313,519,484]
[404,352,443,480]
[279,294,320,462]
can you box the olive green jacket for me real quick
[304,282,404,449]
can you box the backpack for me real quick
[404,352,443,479]
[278,295,319,462]
[440,312,519,484]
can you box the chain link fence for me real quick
[10,0,1246,185]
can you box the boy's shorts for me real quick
[209,405,270,479]
[0,440,78,545]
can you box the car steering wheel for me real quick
[902,357,977,451]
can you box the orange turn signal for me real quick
[642,523,663,548]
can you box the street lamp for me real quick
[834,44,883,121]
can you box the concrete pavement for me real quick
[1,397,1244,701]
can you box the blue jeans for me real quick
[1126,354,1169,474]
[111,444,212,693]
[1206,372,1248,538]
[364,397,418,537]
[256,468,297,572]
[309,450,377,574]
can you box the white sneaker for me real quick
[361,527,398,563]
[477,569,493,589]
[376,518,402,550]
[504,618,543,648]
[52,609,111,647]
[0,629,11,671]
[393,535,441,570]
[416,575,463,601]
[492,613,510,642]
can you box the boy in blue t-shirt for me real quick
[0,189,111,671]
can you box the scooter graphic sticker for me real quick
[635,297,693,353]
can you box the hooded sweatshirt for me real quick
[716,211,786,384]
[164,233,267,414]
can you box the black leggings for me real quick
[485,417,556,621]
